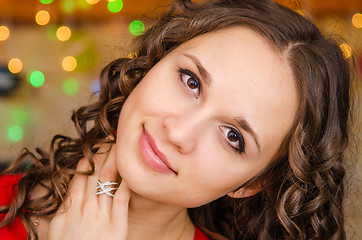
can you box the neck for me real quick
[126,191,195,240]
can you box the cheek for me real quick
[185,150,242,196]
[130,75,180,113]
[188,147,269,199]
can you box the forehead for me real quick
[170,27,298,155]
[176,27,287,84]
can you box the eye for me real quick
[178,68,201,98]
[219,126,245,154]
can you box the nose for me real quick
[163,112,205,154]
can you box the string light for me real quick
[0,25,10,41]
[352,13,362,28]
[29,70,45,88]
[62,77,79,95]
[129,20,145,36]
[8,58,23,74]
[56,26,71,41]
[35,10,50,26]
[107,0,123,13]
[62,56,77,71]
[7,125,23,142]
[339,43,352,59]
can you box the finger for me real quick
[111,180,131,234]
[98,144,119,212]
[83,143,111,211]
[61,157,91,213]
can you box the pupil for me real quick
[187,78,198,89]
[227,130,238,142]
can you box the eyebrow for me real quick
[235,117,261,153]
[183,54,211,86]
[183,53,261,153]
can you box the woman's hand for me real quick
[48,144,131,240]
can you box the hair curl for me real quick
[0,0,353,239]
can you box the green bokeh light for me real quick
[61,0,76,13]
[46,25,58,40]
[12,109,28,125]
[39,0,54,4]
[77,0,91,10]
[29,71,45,88]
[129,20,145,36]
[62,77,79,96]
[7,125,23,142]
[107,0,123,13]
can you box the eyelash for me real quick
[177,67,245,154]
[178,68,201,98]
[219,126,245,154]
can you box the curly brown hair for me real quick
[0,0,353,239]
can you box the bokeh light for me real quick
[295,9,304,16]
[7,125,23,142]
[60,0,75,13]
[0,25,10,41]
[107,0,123,13]
[86,0,99,4]
[352,13,362,28]
[46,25,58,40]
[127,52,136,58]
[8,58,23,74]
[62,77,79,95]
[129,20,145,36]
[56,26,71,41]
[91,78,100,93]
[35,10,50,26]
[12,109,29,125]
[77,0,92,10]
[62,56,77,71]
[29,71,45,88]
[339,43,352,59]
[39,0,54,4]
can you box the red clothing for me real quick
[0,174,210,240]
[194,227,211,240]
[0,174,27,240]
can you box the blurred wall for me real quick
[0,20,133,163]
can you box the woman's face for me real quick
[115,27,298,207]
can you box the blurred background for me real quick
[0,0,361,238]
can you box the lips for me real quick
[139,126,176,175]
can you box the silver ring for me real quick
[96,180,118,197]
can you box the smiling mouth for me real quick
[139,126,177,175]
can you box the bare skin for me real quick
[31,26,298,240]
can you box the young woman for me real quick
[0,0,353,239]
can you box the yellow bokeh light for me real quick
[8,58,23,74]
[0,25,10,41]
[35,10,50,26]
[352,13,362,28]
[62,56,77,71]
[295,9,304,16]
[339,43,352,59]
[56,26,71,41]
[86,0,99,4]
